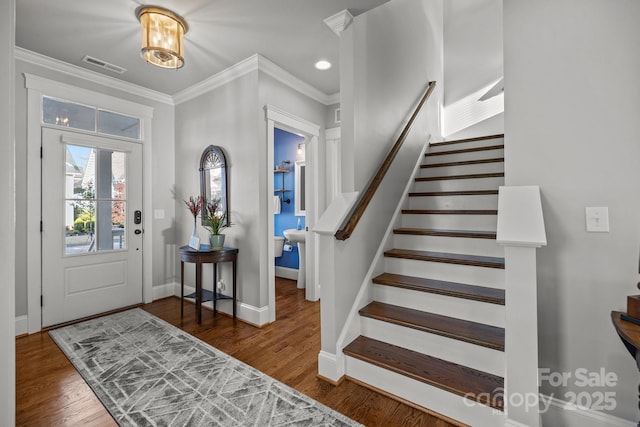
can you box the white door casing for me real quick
[266,105,321,323]
[25,74,154,333]
[41,129,143,327]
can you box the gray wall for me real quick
[174,69,327,311]
[344,0,444,192]
[175,71,261,307]
[14,59,176,317]
[505,0,640,421]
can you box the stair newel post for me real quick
[497,185,547,427]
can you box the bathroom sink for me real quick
[283,228,306,289]
[283,228,306,243]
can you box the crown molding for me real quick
[172,54,259,105]
[14,47,173,105]
[15,47,341,108]
[174,53,337,106]
[324,10,354,36]
[256,54,334,105]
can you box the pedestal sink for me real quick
[283,228,306,289]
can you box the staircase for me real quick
[342,134,507,426]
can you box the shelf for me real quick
[274,189,291,193]
[185,289,233,302]
[274,169,290,173]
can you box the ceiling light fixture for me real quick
[135,6,188,69]
[315,60,332,71]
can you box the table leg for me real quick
[196,262,202,324]
[233,259,237,319]
[180,261,184,318]
[213,263,218,316]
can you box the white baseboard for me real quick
[275,266,298,281]
[152,282,178,300]
[15,315,28,336]
[318,350,344,383]
[540,394,634,427]
[180,284,269,327]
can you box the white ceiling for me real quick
[16,0,390,97]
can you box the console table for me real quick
[180,245,238,324]
[612,311,640,426]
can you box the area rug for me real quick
[49,308,362,426]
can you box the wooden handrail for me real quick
[334,81,436,241]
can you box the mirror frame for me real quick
[294,160,306,217]
[199,145,229,226]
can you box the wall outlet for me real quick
[585,207,609,232]
[284,244,293,252]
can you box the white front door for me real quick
[41,128,143,327]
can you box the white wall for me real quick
[322,0,443,354]
[442,0,503,138]
[1,1,16,424]
[342,0,444,193]
[505,0,640,422]
[14,59,176,317]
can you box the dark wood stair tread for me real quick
[429,134,504,147]
[401,209,497,215]
[373,272,504,305]
[426,144,504,157]
[421,157,504,168]
[408,190,498,197]
[343,335,504,410]
[415,172,504,182]
[394,228,497,239]
[360,301,504,350]
[385,248,505,269]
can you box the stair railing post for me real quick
[497,185,547,427]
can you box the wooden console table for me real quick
[180,245,238,324]
[612,311,640,426]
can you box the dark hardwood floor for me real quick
[16,278,457,427]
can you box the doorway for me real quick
[265,105,320,323]
[25,74,154,333]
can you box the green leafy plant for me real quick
[202,202,231,235]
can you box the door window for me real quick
[65,144,127,254]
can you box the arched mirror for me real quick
[199,145,229,225]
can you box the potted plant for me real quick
[202,202,231,249]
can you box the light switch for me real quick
[585,207,609,232]
[154,209,165,220]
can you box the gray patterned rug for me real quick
[49,308,362,427]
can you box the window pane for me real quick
[98,110,140,139]
[66,145,96,199]
[65,200,96,254]
[111,151,126,199]
[43,97,96,131]
[111,202,126,250]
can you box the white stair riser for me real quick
[393,234,503,258]
[413,177,504,192]
[424,148,504,163]
[373,284,505,327]
[408,194,498,210]
[418,162,503,177]
[384,257,505,289]
[345,356,506,427]
[401,213,497,231]
[361,316,505,375]
[429,138,504,153]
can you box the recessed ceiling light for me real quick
[315,60,332,71]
